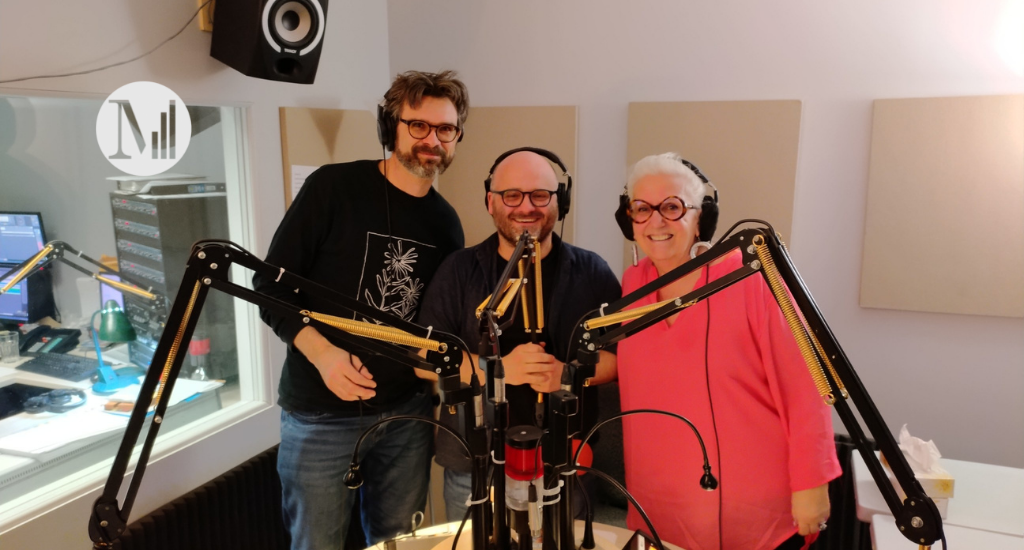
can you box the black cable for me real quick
[451,463,494,550]
[714,219,773,243]
[450,497,473,550]
[345,415,473,482]
[572,410,714,479]
[571,465,666,550]
[565,306,602,365]
[702,267,723,550]
[0,1,212,85]
[574,472,595,547]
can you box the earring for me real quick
[690,241,711,259]
[631,243,639,267]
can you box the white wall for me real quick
[387,0,1024,467]
[0,0,390,547]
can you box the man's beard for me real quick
[395,144,453,179]
[494,210,557,248]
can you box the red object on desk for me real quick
[188,338,211,355]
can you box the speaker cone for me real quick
[269,0,318,49]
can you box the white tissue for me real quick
[898,424,942,473]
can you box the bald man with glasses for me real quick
[416,148,621,521]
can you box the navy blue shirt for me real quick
[417,233,620,472]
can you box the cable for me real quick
[571,465,666,550]
[702,267,723,550]
[450,496,473,550]
[0,1,212,85]
[714,218,773,243]
[451,463,494,550]
[565,306,602,364]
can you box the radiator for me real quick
[113,446,289,550]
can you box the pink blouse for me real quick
[618,252,840,550]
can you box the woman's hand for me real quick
[792,483,830,535]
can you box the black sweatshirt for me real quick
[253,160,464,415]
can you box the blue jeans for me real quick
[443,468,474,523]
[278,390,433,550]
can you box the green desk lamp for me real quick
[91,300,139,393]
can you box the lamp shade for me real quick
[97,300,137,342]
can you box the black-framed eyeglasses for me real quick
[399,118,461,143]
[627,196,698,223]
[489,189,555,208]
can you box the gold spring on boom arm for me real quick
[152,281,201,408]
[303,311,447,353]
[582,297,694,330]
[752,235,847,405]
[1,245,53,293]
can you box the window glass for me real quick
[0,94,261,514]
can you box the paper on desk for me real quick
[106,378,223,411]
[0,410,127,455]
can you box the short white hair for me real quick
[626,152,706,207]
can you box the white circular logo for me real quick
[96,81,192,177]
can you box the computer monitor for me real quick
[0,212,47,264]
[99,273,126,310]
[0,271,30,324]
[0,264,56,326]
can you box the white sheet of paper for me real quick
[0,410,127,455]
[290,164,319,201]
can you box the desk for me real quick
[853,452,1024,537]
[366,520,685,550]
[0,357,222,503]
[871,514,1024,550]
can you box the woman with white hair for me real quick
[616,153,840,550]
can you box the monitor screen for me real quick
[99,274,125,310]
[0,212,47,264]
[0,271,30,323]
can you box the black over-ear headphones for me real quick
[614,157,719,242]
[484,147,573,221]
[377,104,398,152]
[377,103,465,153]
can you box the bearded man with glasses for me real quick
[415,148,621,521]
[253,70,469,550]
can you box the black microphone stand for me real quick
[476,231,532,550]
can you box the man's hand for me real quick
[502,342,563,393]
[792,483,830,536]
[294,326,376,401]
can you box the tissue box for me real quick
[880,451,954,518]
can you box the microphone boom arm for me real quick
[1,240,157,301]
[574,223,944,549]
[87,239,463,549]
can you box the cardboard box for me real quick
[881,451,954,518]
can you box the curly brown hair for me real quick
[382,70,470,130]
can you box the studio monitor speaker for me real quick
[210,0,328,84]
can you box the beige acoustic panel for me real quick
[626,101,802,272]
[438,106,577,247]
[861,95,1024,317]
[279,107,381,209]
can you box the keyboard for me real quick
[16,353,110,382]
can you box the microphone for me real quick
[343,462,363,489]
[700,465,718,491]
